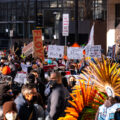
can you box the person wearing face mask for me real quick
[45,71,70,120]
[30,69,45,102]
[67,76,76,93]
[14,84,44,120]
[3,101,19,120]
[0,84,14,120]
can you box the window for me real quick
[17,2,23,21]
[79,7,84,20]
[63,0,74,8]
[58,0,62,7]
[50,1,57,8]
[18,23,23,35]
[41,1,50,8]
[93,0,105,20]
[115,4,120,27]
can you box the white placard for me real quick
[67,47,83,59]
[14,72,27,84]
[62,14,69,36]
[22,42,33,57]
[48,45,64,59]
[85,45,101,58]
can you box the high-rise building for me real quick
[0,0,107,50]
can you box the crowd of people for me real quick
[0,52,80,120]
[0,50,120,120]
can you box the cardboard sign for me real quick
[48,45,64,59]
[14,72,27,84]
[67,47,83,59]
[32,30,44,62]
[22,42,33,57]
[85,45,101,58]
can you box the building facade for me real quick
[0,0,107,51]
[107,0,120,56]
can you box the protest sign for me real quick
[14,72,27,84]
[22,42,33,57]
[48,45,64,59]
[85,45,101,58]
[32,30,44,62]
[67,47,83,59]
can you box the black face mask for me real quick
[30,96,37,104]
[49,80,58,87]
[70,81,76,87]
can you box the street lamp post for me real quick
[10,30,13,50]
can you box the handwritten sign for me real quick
[32,30,44,62]
[48,45,64,59]
[14,72,27,84]
[67,47,83,59]
[22,42,33,57]
[85,45,101,58]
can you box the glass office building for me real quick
[0,0,106,49]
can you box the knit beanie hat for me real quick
[3,101,17,116]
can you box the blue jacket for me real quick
[14,93,37,120]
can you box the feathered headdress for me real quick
[58,80,106,120]
[80,57,120,97]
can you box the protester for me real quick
[45,71,69,120]
[61,71,68,88]
[0,83,14,119]
[67,76,76,92]
[3,101,19,120]
[30,69,45,104]
[95,97,120,120]
[14,84,44,120]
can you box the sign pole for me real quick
[65,36,67,46]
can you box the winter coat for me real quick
[14,93,44,120]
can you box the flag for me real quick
[84,23,95,49]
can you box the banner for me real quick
[32,30,44,62]
[22,42,33,57]
[85,45,101,58]
[67,47,83,59]
[48,45,64,59]
[84,24,94,49]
